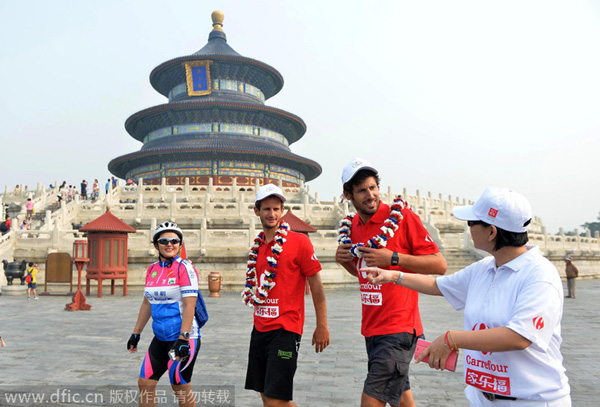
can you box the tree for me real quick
[582,213,600,236]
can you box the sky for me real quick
[1,0,599,234]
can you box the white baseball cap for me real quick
[452,187,532,233]
[342,158,378,184]
[255,184,286,203]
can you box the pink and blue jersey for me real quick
[144,256,200,341]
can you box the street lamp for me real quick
[65,239,92,311]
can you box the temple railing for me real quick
[4,177,599,255]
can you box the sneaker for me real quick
[34,297,39,300]
[27,297,30,300]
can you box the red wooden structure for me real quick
[79,210,136,297]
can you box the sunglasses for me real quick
[157,238,181,245]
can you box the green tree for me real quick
[582,213,600,236]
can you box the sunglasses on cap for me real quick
[157,238,181,245]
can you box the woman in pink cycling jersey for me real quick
[128,221,206,407]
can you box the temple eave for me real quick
[124,101,306,143]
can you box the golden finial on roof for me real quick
[211,11,224,31]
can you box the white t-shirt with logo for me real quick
[437,246,570,401]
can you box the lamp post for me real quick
[65,239,92,311]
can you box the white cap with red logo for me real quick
[255,184,286,203]
[341,158,378,184]
[452,187,532,233]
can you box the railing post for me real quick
[200,217,207,247]
[44,210,52,230]
[160,177,166,196]
[184,177,190,196]
[136,192,144,219]
[170,193,177,221]
[239,193,245,218]
[248,217,255,245]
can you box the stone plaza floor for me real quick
[0,278,598,406]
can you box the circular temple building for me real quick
[108,11,321,187]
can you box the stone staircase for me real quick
[440,248,483,274]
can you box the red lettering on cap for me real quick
[488,208,498,218]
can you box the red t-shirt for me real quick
[253,230,321,335]
[351,202,439,337]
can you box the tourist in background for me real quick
[80,180,88,200]
[25,198,34,221]
[105,178,110,194]
[335,158,447,407]
[92,179,99,200]
[564,256,578,299]
[19,220,31,238]
[26,262,39,300]
[364,187,571,406]
[0,336,5,347]
[128,221,207,407]
[1,215,11,235]
[243,184,330,407]
[59,182,67,205]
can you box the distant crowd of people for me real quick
[55,177,120,206]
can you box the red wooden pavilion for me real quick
[80,210,136,297]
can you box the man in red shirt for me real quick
[1,215,11,235]
[244,184,330,407]
[336,158,447,407]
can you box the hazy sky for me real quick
[1,0,599,234]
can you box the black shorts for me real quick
[245,327,301,401]
[140,336,200,385]
[28,283,37,289]
[363,332,418,406]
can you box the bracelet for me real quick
[444,331,451,348]
[448,330,459,351]
[394,271,404,285]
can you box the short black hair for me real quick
[474,221,529,251]
[28,262,34,267]
[343,169,380,197]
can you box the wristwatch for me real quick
[391,252,399,266]
[179,332,190,340]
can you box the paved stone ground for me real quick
[0,279,597,406]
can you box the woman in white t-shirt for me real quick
[363,187,571,407]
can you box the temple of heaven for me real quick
[108,11,321,187]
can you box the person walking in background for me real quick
[243,184,330,407]
[0,336,6,347]
[105,179,111,194]
[25,198,34,221]
[26,262,39,300]
[59,182,68,205]
[335,158,446,407]
[128,221,207,407]
[564,256,578,299]
[364,187,571,406]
